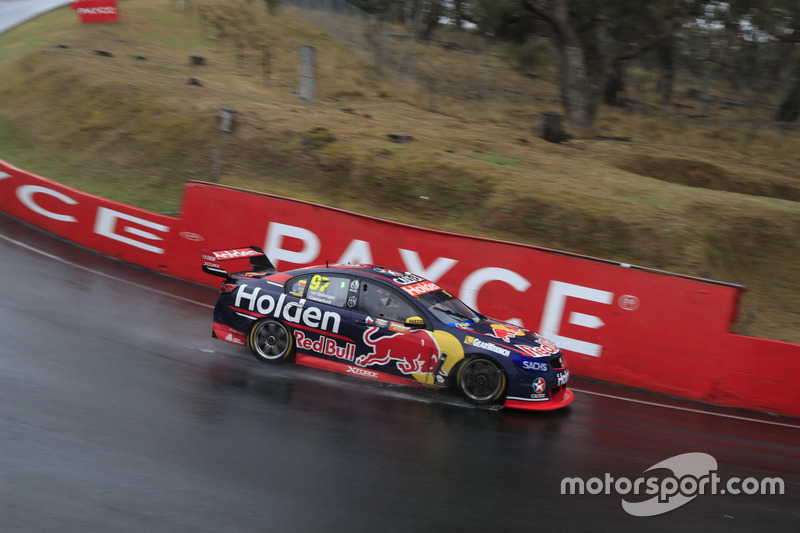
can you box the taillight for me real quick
[220,282,238,295]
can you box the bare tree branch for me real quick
[614,32,672,62]
[519,0,554,25]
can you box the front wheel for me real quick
[456,357,506,405]
[248,319,294,363]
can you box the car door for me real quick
[287,272,359,364]
[350,277,441,383]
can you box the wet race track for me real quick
[0,212,798,532]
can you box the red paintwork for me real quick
[505,389,575,411]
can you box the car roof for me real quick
[287,264,433,290]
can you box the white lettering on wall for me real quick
[338,239,373,265]
[94,207,169,254]
[460,267,531,326]
[264,222,320,269]
[398,249,457,282]
[540,281,613,357]
[17,185,78,223]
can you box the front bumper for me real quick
[504,387,575,411]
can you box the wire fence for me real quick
[283,0,499,102]
[285,0,417,87]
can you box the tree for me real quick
[687,0,800,120]
[775,83,800,121]
[473,0,538,44]
[415,0,445,40]
[349,0,455,33]
[262,0,280,15]
[517,0,694,132]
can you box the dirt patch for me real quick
[616,155,800,202]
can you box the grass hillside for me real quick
[0,0,798,343]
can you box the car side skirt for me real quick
[213,322,248,346]
[296,354,441,388]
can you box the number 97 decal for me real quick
[310,274,330,293]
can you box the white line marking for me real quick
[570,387,800,429]
[2,228,799,428]
[0,230,213,309]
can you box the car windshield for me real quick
[417,290,481,326]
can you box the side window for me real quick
[358,281,419,323]
[288,276,309,298]
[305,274,350,307]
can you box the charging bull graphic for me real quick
[356,326,440,375]
[490,323,525,342]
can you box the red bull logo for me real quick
[490,323,525,342]
[294,330,356,362]
[356,326,440,375]
[518,337,560,358]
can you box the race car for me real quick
[203,246,574,411]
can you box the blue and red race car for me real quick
[203,246,574,411]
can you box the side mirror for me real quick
[405,316,425,328]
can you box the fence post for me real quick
[298,46,316,102]
[262,46,271,86]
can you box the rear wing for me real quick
[202,246,276,278]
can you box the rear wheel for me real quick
[248,319,294,363]
[456,357,506,405]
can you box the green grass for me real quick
[463,151,524,168]
[0,0,798,343]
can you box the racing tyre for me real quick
[456,357,506,405]
[248,319,294,363]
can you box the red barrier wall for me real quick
[0,160,176,271]
[2,161,798,417]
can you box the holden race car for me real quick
[203,246,574,411]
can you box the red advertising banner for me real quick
[0,160,175,272]
[1,161,798,417]
[73,0,118,23]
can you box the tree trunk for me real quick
[603,62,626,106]
[547,0,598,133]
[775,83,800,122]
[417,1,443,41]
[554,36,597,131]
[654,35,676,104]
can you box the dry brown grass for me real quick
[0,0,798,342]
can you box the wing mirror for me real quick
[405,316,425,328]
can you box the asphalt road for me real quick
[0,0,72,35]
[0,211,798,533]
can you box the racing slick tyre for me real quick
[248,319,294,363]
[456,357,507,405]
